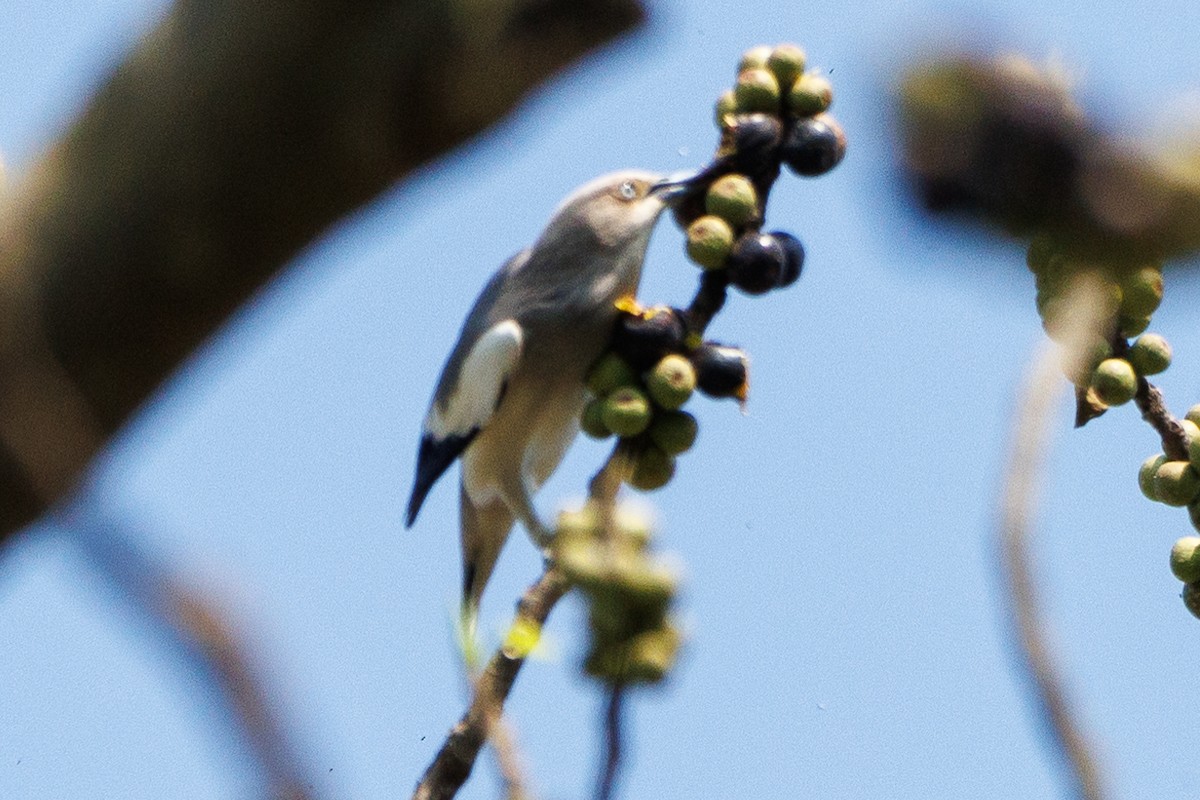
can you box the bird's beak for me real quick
[650,169,709,205]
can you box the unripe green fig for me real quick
[734,68,781,114]
[714,89,738,128]
[1185,421,1200,467]
[648,410,699,456]
[1139,453,1167,502]
[787,73,833,116]
[1118,315,1152,338]
[766,43,807,90]
[1186,404,1200,428]
[613,562,678,609]
[587,352,637,398]
[602,387,652,438]
[685,215,735,270]
[1155,460,1200,507]
[555,536,606,588]
[646,354,697,411]
[629,444,675,491]
[1128,333,1171,376]
[555,504,600,540]
[1118,265,1164,319]
[1171,536,1200,583]
[1089,358,1137,406]
[581,397,612,439]
[705,173,759,227]
[737,45,773,73]
[626,625,682,684]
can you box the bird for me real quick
[405,169,694,618]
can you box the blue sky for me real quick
[3,1,1200,798]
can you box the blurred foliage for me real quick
[898,53,1200,265]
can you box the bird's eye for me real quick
[618,180,638,200]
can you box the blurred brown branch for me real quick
[998,278,1109,800]
[0,0,644,549]
[67,512,326,800]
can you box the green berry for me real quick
[734,68,781,114]
[1118,265,1164,319]
[705,174,759,227]
[1128,333,1171,376]
[646,354,697,411]
[613,562,678,609]
[737,45,773,73]
[1185,421,1200,466]
[581,398,612,439]
[1155,460,1200,507]
[648,410,699,456]
[1171,537,1200,582]
[1090,358,1137,406]
[714,89,738,128]
[1118,315,1152,338]
[1184,582,1200,620]
[602,387,652,438]
[1137,453,1166,503]
[587,352,637,398]
[555,536,606,587]
[626,625,682,684]
[1186,404,1200,427]
[766,44,807,90]
[1189,498,1200,534]
[614,505,654,551]
[1139,454,1167,501]
[787,73,833,116]
[686,215,735,269]
[555,504,600,539]
[629,445,675,491]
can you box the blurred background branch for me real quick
[997,259,1110,800]
[0,0,645,549]
[66,510,326,800]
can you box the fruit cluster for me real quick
[582,303,749,491]
[678,43,845,296]
[552,503,682,685]
[1028,237,1200,618]
[1026,236,1169,409]
[1139,404,1200,616]
[575,42,845,499]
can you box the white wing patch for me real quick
[426,319,524,439]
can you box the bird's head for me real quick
[543,169,700,252]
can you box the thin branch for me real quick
[0,0,644,551]
[63,508,326,800]
[998,278,1108,800]
[413,566,570,800]
[595,686,625,800]
[414,446,632,800]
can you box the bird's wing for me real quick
[405,252,529,526]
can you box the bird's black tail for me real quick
[405,431,477,527]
